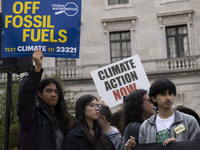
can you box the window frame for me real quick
[101,16,137,63]
[108,0,129,5]
[104,0,132,10]
[110,31,131,63]
[166,25,189,58]
[157,10,194,58]
[55,58,76,67]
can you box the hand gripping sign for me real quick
[1,0,81,58]
[90,55,150,108]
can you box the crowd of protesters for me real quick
[17,50,200,150]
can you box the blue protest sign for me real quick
[1,0,81,58]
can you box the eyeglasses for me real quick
[87,103,102,110]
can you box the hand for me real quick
[125,136,136,150]
[98,96,105,104]
[163,137,178,146]
[32,49,44,72]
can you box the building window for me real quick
[157,10,194,58]
[101,16,137,63]
[56,58,76,67]
[166,25,189,58]
[108,0,129,5]
[110,31,131,63]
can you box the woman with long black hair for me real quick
[17,50,71,150]
[61,94,116,150]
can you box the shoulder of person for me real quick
[65,129,76,139]
[179,111,197,122]
[130,122,141,126]
[109,126,120,135]
[125,122,141,130]
[103,133,117,150]
[139,120,148,133]
[140,114,156,129]
[174,109,198,126]
[103,133,114,143]
[175,109,194,119]
[128,122,141,130]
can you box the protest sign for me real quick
[133,138,200,150]
[1,0,81,58]
[90,55,150,108]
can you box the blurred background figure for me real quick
[98,104,124,150]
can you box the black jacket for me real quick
[123,122,141,144]
[61,123,116,150]
[17,68,57,150]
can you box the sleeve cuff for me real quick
[28,66,43,80]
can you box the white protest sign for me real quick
[90,55,150,108]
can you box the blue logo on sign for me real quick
[55,2,78,16]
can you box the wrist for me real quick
[34,66,42,72]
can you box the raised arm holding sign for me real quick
[17,50,72,150]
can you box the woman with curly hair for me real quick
[120,89,156,147]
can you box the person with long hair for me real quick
[17,50,71,150]
[61,94,116,150]
[120,89,156,149]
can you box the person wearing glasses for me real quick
[120,89,156,149]
[61,94,116,150]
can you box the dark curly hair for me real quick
[120,89,148,135]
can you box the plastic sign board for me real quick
[1,0,81,58]
[91,55,150,108]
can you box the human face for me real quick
[151,90,174,109]
[38,83,59,110]
[84,99,100,121]
[142,93,156,119]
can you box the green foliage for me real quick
[64,89,80,117]
[0,81,20,150]
[0,73,81,149]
